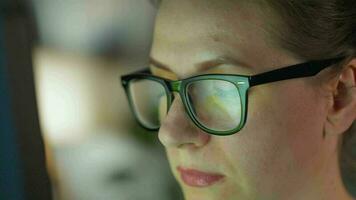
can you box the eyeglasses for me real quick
[121,57,344,136]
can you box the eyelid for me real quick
[150,65,178,80]
[150,64,250,80]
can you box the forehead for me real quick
[154,0,257,42]
[151,0,295,77]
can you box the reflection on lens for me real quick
[187,80,242,132]
[129,79,167,129]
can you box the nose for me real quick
[158,95,211,149]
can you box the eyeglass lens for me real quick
[129,79,168,129]
[129,78,242,132]
[186,80,242,132]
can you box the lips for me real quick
[177,167,225,187]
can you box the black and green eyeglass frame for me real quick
[121,57,345,136]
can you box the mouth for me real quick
[177,166,225,187]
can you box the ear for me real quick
[324,58,356,136]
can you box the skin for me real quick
[149,0,356,199]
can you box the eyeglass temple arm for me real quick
[249,57,345,87]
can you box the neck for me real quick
[288,146,354,200]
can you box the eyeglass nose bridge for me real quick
[168,80,182,92]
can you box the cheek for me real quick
[221,83,326,187]
[164,148,181,181]
[268,84,326,170]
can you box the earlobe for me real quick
[324,58,356,136]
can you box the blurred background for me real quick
[32,0,183,199]
[1,0,182,200]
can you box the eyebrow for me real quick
[149,56,252,73]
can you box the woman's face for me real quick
[150,0,338,199]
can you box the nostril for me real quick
[158,119,211,149]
